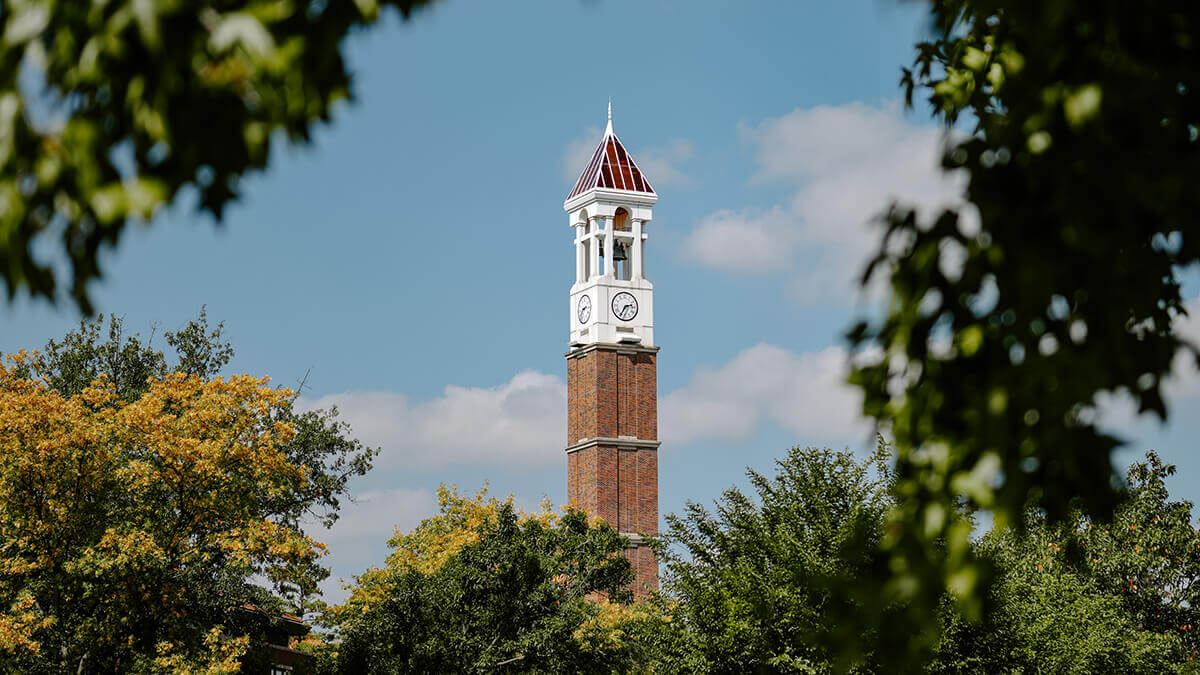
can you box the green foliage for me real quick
[932,453,1200,673]
[657,444,897,673]
[324,491,664,674]
[654,442,1200,674]
[0,0,433,312]
[13,307,222,398]
[847,0,1200,662]
[0,311,375,672]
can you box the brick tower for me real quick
[563,103,659,596]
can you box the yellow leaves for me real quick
[149,627,248,674]
[214,519,320,568]
[573,595,670,653]
[337,484,560,623]
[383,484,510,575]
[0,595,52,655]
[0,358,322,653]
[62,529,166,577]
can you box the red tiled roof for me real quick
[567,131,655,201]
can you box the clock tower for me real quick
[563,103,659,596]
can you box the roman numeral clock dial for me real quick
[577,295,591,324]
[611,291,638,321]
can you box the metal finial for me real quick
[605,98,613,135]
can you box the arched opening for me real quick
[613,208,631,280]
[613,208,630,231]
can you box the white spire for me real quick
[605,98,613,136]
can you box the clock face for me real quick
[611,292,638,321]
[577,295,592,324]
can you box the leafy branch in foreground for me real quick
[0,0,434,312]
[847,1,1200,664]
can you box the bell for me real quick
[613,243,628,262]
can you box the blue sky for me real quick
[5,0,1200,601]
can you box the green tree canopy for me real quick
[656,444,897,673]
[0,0,432,312]
[653,443,1200,674]
[322,486,670,674]
[933,453,1200,673]
[847,0,1200,661]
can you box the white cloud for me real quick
[563,128,693,188]
[660,343,868,446]
[1076,294,1200,431]
[681,101,973,303]
[633,139,695,188]
[681,207,795,273]
[563,126,604,185]
[305,342,868,472]
[1166,295,1200,399]
[312,487,438,601]
[301,370,566,470]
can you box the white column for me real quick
[589,217,601,279]
[631,219,644,280]
[575,224,586,283]
[603,217,614,278]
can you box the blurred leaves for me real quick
[849,0,1200,666]
[0,0,434,313]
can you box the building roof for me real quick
[566,103,655,201]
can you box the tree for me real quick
[847,0,1200,661]
[655,441,1200,674]
[656,444,897,673]
[0,312,374,672]
[0,0,433,312]
[322,486,669,674]
[932,453,1200,673]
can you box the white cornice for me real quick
[563,188,658,213]
[564,437,662,454]
[564,342,660,358]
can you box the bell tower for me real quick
[564,103,659,596]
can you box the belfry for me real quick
[563,103,659,595]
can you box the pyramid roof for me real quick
[566,104,655,201]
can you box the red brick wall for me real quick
[627,544,659,595]
[567,347,657,445]
[637,355,658,440]
[566,345,659,596]
[637,446,658,534]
